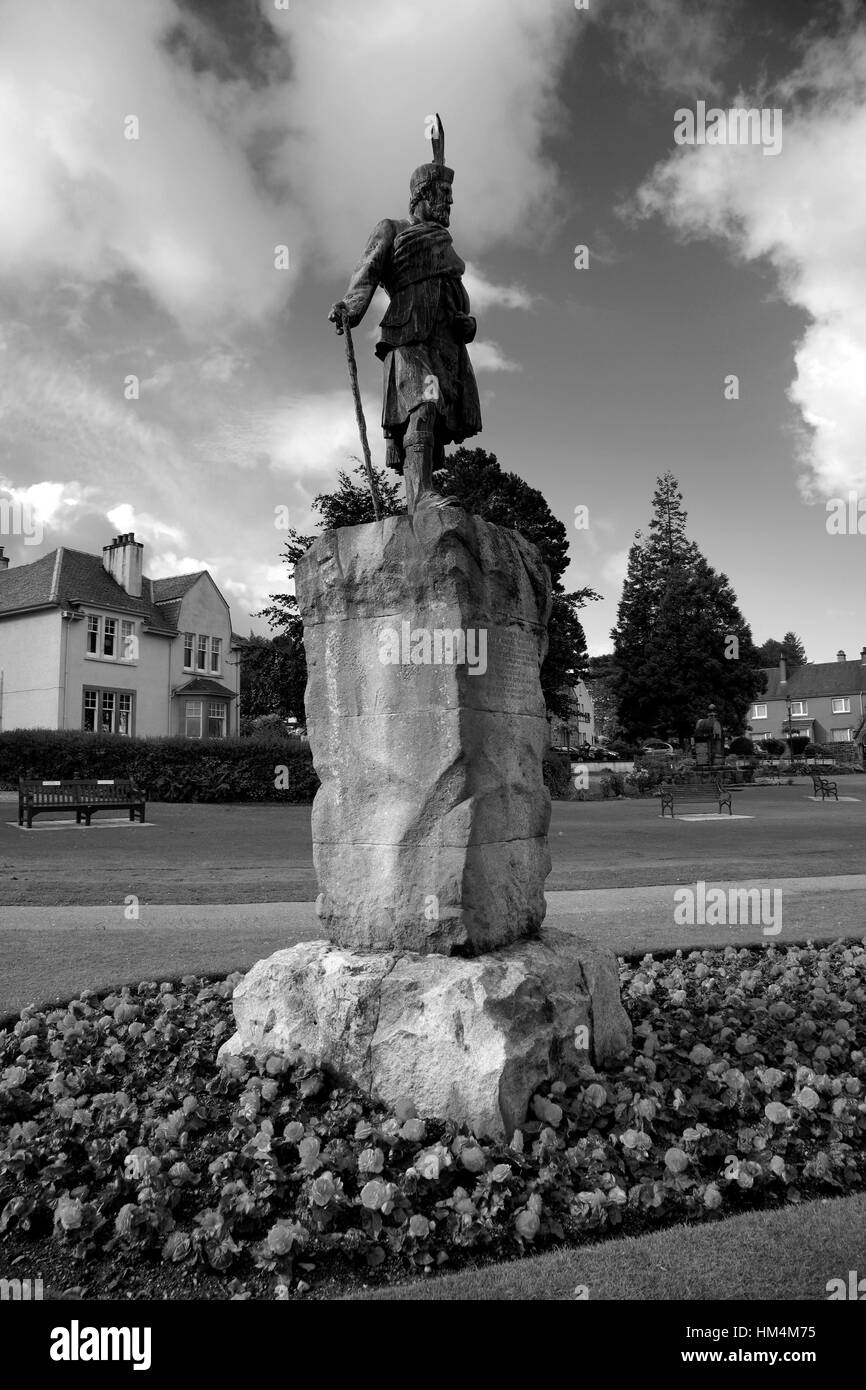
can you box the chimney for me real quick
[861,646,866,665]
[779,653,787,686]
[837,650,847,663]
[102,532,143,599]
[0,545,8,571]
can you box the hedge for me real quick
[0,730,319,803]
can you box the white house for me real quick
[0,534,242,738]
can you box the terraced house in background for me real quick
[750,649,866,759]
[0,534,242,738]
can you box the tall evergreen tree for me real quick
[757,632,808,670]
[259,451,598,721]
[611,472,765,742]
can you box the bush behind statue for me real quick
[0,729,319,803]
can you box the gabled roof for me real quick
[152,573,206,604]
[172,677,237,700]
[0,548,201,634]
[760,660,866,700]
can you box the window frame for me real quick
[210,636,222,675]
[831,697,851,715]
[789,700,808,718]
[752,703,767,720]
[81,685,135,737]
[184,699,203,739]
[207,700,227,739]
[120,619,138,663]
[196,635,208,673]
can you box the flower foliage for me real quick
[1,940,864,1294]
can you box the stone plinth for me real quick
[220,923,632,1139]
[294,507,552,955]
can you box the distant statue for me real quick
[329,115,482,514]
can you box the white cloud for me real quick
[0,0,303,334]
[632,18,866,499]
[469,340,521,373]
[462,264,536,313]
[0,0,577,335]
[106,503,185,546]
[269,0,577,271]
[146,550,213,580]
[263,390,386,480]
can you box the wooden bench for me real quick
[658,777,733,818]
[18,778,146,828]
[810,771,839,801]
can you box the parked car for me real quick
[640,741,675,755]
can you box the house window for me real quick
[86,616,99,655]
[183,633,194,668]
[210,637,222,674]
[831,698,851,714]
[118,693,133,736]
[207,701,226,738]
[790,701,808,717]
[101,691,115,733]
[103,618,117,658]
[197,635,208,672]
[121,620,137,661]
[752,703,767,719]
[83,687,135,735]
[832,728,852,743]
[185,700,203,738]
[83,689,98,732]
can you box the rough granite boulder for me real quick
[294,507,553,956]
[220,921,632,1139]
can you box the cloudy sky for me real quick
[1,0,864,661]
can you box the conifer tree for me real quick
[611,472,765,742]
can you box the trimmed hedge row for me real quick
[0,730,319,803]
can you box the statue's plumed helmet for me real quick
[409,112,454,196]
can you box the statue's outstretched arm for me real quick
[329,219,394,333]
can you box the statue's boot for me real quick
[403,432,458,515]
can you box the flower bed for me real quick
[1,940,864,1299]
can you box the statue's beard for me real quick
[430,205,451,225]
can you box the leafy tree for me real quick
[260,451,599,721]
[610,472,765,742]
[235,632,306,726]
[757,632,808,670]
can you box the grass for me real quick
[353,1192,866,1300]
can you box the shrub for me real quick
[729,737,754,756]
[0,730,318,803]
[543,747,572,798]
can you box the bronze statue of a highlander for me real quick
[329,116,482,514]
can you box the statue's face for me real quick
[417,181,452,226]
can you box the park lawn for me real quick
[354,1192,866,1301]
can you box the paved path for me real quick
[2,878,864,1019]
